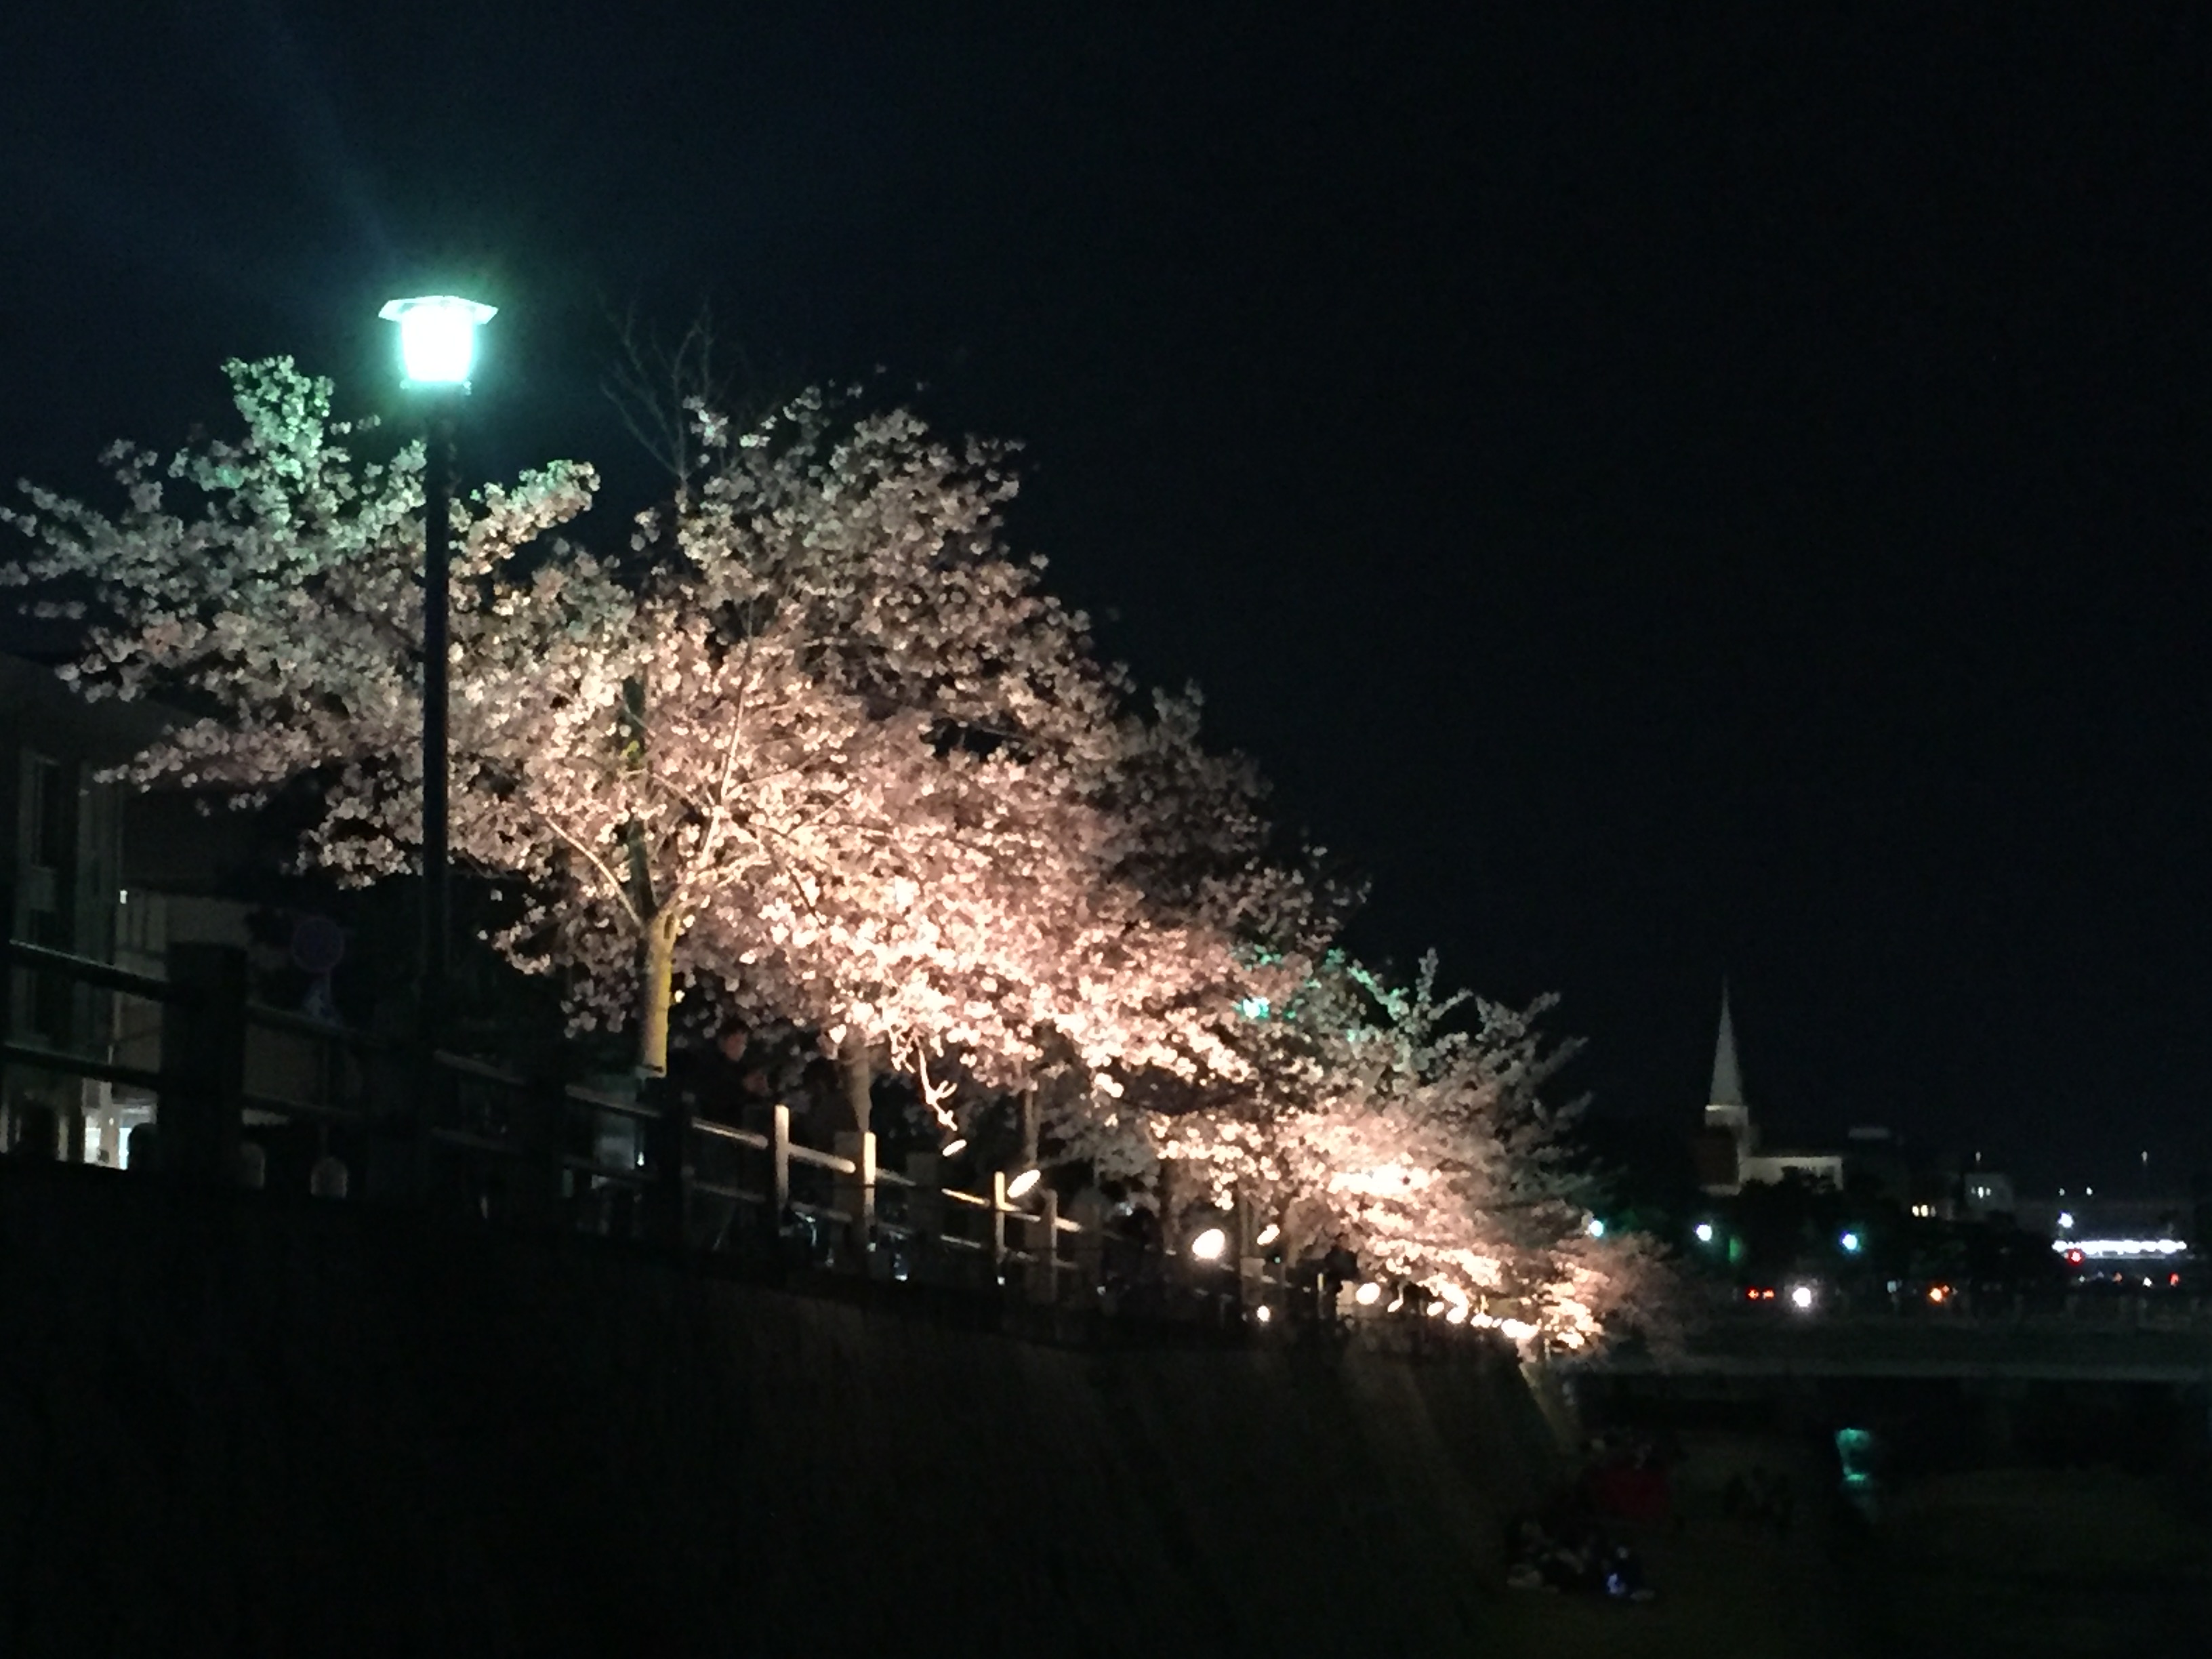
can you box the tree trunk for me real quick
[636,909,682,1076]
[838,1028,873,1136]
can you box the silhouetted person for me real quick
[674,1019,771,1124]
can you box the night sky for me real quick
[7,5,2212,1191]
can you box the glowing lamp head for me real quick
[1189,1227,1228,1262]
[1254,1222,1281,1248]
[1694,1222,1715,1244]
[939,1136,968,1159]
[1354,1281,1382,1307]
[1254,1304,1273,1325]
[1005,1167,1042,1200]
[379,294,496,388]
[1789,1284,1816,1311]
[1584,1217,1606,1240]
[1840,1231,1863,1254]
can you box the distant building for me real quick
[1,653,264,1164]
[1694,985,1845,1195]
[1961,1170,2015,1218]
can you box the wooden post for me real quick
[769,1102,792,1233]
[834,1129,876,1272]
[905,1151,946,1263]
[1069,1189,1107,1300]
[1029,1188,1061,1305]
[647,1073,692,1250]
[991,1170,1010,1277]
[157,943,248,1186]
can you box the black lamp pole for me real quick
[420,399,458,1038]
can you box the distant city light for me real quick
[1355,1281,1382,1307]
[2050,1237,2187,1259]
[1585,1217,1606,1240]
[1928,1284,1950,1304]
[1789,1285,1816,1311]
[1694,1222,1715,1244]
[1189,1227,1228,1262]
[2056,1211,2074,1230]
[1839,1231,1863,1254]
[1254,1305,1273,1324]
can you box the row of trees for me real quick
[2,357,1668,1349]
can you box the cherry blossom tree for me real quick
[1157,952,1674,1350]
[1,361,1270,1098]
[5,353,1670,1349]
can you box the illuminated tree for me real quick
[1,362,1265,1097]
[1158,952,1672,1349]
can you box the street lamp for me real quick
[378,293,495,1048]
[380,294,496,388]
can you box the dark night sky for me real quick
[6,5,2212,1190]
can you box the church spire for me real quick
[1708,981,1744,1107]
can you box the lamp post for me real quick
[377,294,495,1043]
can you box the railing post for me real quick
[767,1102,792,1240]
[647,1074,692,1250]
[991,1170,1010,1277]
[1029,1189,1061,1305]
[1069,1189,1107,1300]
[157,943,248,1185]
[525,1080,566,1229]
[905,1151,946,1265]
[833,1130,876,1272]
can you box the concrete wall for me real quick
[0,1162,1566,1657]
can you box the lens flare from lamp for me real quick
[378,295,496,387]
[1006,1168,1041,1200]
[1354,1281,1382,1307]
[1189,1227,1228,1262]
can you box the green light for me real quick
[1236,996,1271,1021]
[378,294,496,388]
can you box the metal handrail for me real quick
[1,938,180,1002]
